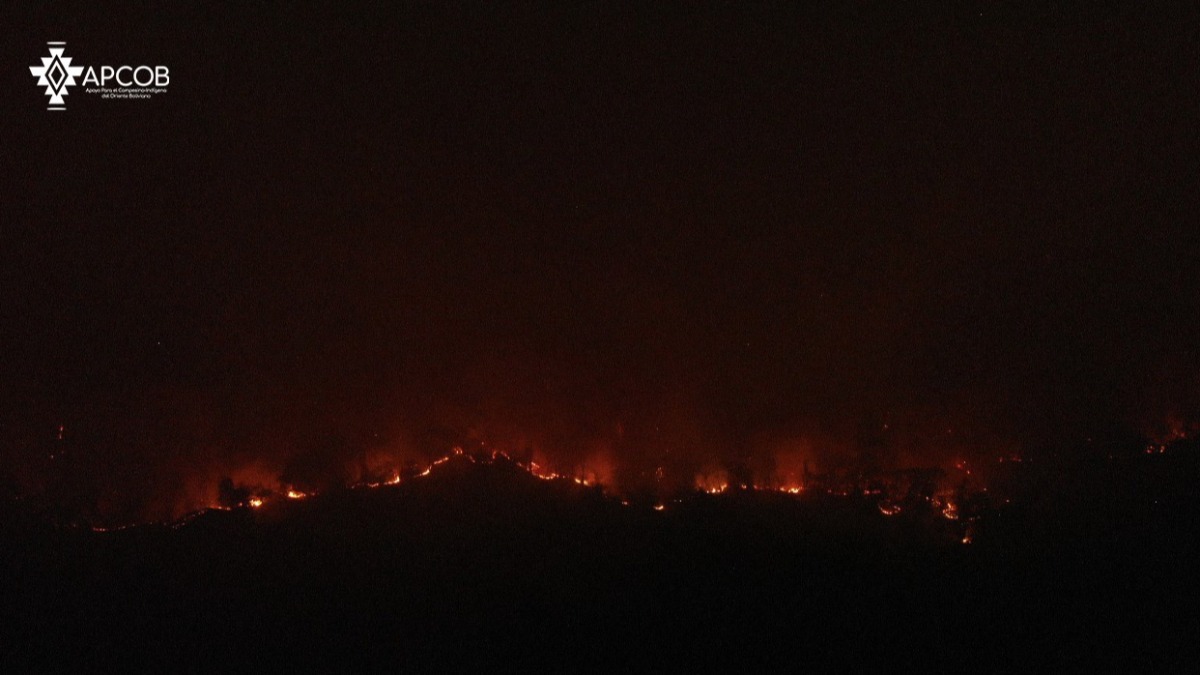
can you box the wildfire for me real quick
[83,441,987,549]
[694,471,731,495]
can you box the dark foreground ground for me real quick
[2,455,1198,671]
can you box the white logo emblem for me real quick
[30,42,84,110]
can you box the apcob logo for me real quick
[29,41,170,111]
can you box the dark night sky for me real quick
[1,2,1198,518]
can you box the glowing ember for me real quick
[941,501,959,521]
[286,489,308,500]
[878,503,902,516]
[248,497,264,509]
[524,462,561,481]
